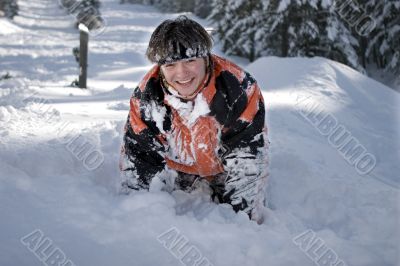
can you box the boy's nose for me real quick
[175,62,189,75]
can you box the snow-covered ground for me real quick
[1,0,399,266]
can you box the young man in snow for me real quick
[119,16,269,223]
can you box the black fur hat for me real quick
[146,16,213,65]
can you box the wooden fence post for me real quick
[79,24,89,89]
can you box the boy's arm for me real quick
[218,73,269,222]
[119,87,167,192]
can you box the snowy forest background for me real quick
[1,0,399,90]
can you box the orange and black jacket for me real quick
[120,54,268,191]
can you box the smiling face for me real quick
[160,57,207,98]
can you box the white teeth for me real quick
[177,79,192,84]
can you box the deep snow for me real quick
[0,0,399,266]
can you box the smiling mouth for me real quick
[175,78,194,85]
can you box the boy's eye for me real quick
[165,63,174,68]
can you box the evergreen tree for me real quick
[208,0,231,51]
[209,0,362,69]
[209,0,265,62]
[323,0,362,71]
[268,0,322,57]
[362,0,400,75]
[150,0,189,12]
[193,0,213,18]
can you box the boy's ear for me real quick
[205,56,210,72]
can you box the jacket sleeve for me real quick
[213,71,269,222]
[119,86,167,192]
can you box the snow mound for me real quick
[249,56,399,188]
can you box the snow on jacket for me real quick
[120,54,269,218]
